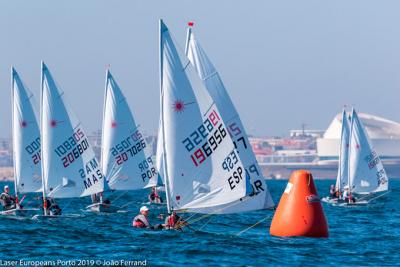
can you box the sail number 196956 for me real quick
[181,109,227,167]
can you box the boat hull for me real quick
[321,197,340,204]
[0,208,39,217]
[334,200,369,207]
[85,203,121,213]
[31,214,82,219]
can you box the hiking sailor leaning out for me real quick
[132,206,162,230]
[0,185,16,211]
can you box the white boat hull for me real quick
[334,200,369,207]
[321,197,340,204]
[31,214,82,220]
[322,195,369,206]
[0,208,39,217]
[85,203,121,213]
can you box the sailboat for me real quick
[183,22,274,213]
[36,62,105,218]
[1,68,42,216]
[158,20,255,215]
[322,109,350,204]
[87,70,159,212]
[343,109,389,205]
[323,108,389,205]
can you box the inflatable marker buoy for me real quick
[270,170,329,238]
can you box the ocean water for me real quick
[0,179,399,267]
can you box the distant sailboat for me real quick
[38,62,105,217]
[346,109,389,202]
[322,109,350,204]
[102,70,158,190]
[336,110,351,191]
[323,108,389,205]
[158,20,251,215]
[87,70,159,212]
[1,68,42,216]
[184,22,274,212]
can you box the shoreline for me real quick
[1,166,397,182]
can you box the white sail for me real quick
[101,70,158,190]
[184,24,274,212]
[335,110,350,191]
[11,68,42,193]
[348,109,388,194]
[155,122,165,185]
[40,62,105,198]
[159,20,250,213]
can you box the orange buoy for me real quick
[270,170,329,238]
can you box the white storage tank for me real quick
[317,112,400,177]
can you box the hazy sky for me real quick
[1,1,400,138]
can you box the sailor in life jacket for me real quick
[329,184,341,199]
[329,185,336,198]
[164,211,187,230]
[42,197,62,216]
[133,206,152,228]
[148,187,163,204]
[342,188,356,203]
[91,192,111,206]
[0,185,16,211]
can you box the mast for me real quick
[101,69,109,187]
[99,68,110,198]
[337,113,342,193]
[337,109,345,192]
[11,67,19,207]
[40,61,48,215]
[347,108,354,199]
[184,22,193,56]
[159,19,172,213]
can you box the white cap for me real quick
[140,206,149,212]
[4,185,9,190]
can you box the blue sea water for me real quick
[0,179,399,267]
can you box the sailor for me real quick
[133,206,152,228]
[148,187,163,204]
[132,206,162,230]
[91,194,100,204]
[335,187,341,198]
[0,185,16,211]
[91,193,111,206]
[42,197,62,215]
[342,188,348,200]
[329,185,336,198]
[164,211,187,230]
[342,188,356,203]
[102,198,111,205]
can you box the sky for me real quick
[1,0,400,138]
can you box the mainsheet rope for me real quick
[236,214,272,236]
[354,190,391,203]
[181,196,276,235]
[184,197,251,226]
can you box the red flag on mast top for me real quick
[188,21,194,27]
